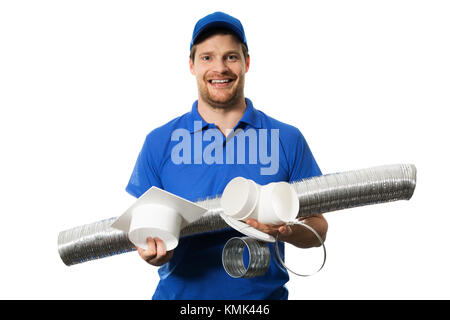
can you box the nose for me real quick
[212,58,229,74]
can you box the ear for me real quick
[245,55,250,73]
[189,58,195,75]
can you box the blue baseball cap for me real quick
[190,11,248,50]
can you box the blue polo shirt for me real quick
[126,98,321,300]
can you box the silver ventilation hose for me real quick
[222,237,271,278]
[57,197,228,266]
[58,164,417,271]
[292,164,416,217]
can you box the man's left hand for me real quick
[245,218,293,237]
[245,215,328,248]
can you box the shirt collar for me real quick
[186,100,210,133]
[186,98,262,133]
[239,98,262,129]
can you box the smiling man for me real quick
[126,11,328,300]
[190,29,248,114]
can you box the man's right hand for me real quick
[137,237,174,266]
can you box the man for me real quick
[126,11,328,300]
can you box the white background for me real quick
[1,0,449,299]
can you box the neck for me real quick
[197,96,247,136]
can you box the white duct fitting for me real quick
[220,177,299,225]
[219,213,275,243]
[129,204,182,251]
[111,187,208,251]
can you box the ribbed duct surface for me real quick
[58,164,416,266]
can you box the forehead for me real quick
[195,33,242,54]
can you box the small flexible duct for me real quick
[222,221,327,278]
[222,237,271,278]
[57,164,416,267]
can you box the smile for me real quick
[207,78,234,87]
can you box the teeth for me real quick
[211,79,231,83]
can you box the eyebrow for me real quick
[198,50,242,56]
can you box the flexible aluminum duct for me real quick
[222,237,271,278]
[57,217,135,265]
[222,221,327,279]
[57,164,416,267]
[57,197,227,266]
[293,163,416,217]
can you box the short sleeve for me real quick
[126,134,163,198]
[288,129,322,183]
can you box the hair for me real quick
[189,27,249,63]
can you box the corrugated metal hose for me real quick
[57,164,416,277]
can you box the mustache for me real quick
[205,72,237,80]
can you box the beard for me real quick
[197,72,245,109]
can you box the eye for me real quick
[227,55,238,61]
[201,55,211,61]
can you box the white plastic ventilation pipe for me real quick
[128,204,182,251]
[220,178,299,225]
